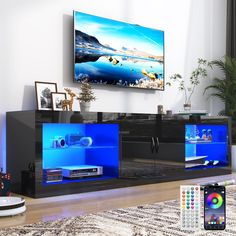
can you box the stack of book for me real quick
[43,168,63,183]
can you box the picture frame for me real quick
[35,81,57,110]
[51,92,67,111]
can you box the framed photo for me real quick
[35,81,57,110]
[51,92,67,111]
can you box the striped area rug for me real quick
[0,186,236,236]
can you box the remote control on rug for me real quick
[180,185,201,231]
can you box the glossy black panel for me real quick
[6,111,231,198]
[6,111,35,193]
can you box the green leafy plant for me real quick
[77,79,96,103]
[167,58,210,104]
[204,56,236,142]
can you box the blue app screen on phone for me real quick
[204,186,225,230]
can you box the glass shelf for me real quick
[186,155,207,162]
[185,142,227,145]
[44,145,118,150]
[186,164,228,170]
[43,175,114,186]
[176,110,208,116]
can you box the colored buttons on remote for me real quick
[180,185,201,231]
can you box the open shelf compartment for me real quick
[185,124,228,170]
[42,123,119,185]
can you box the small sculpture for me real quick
[207,129,212,141]
[201,129,207,140]
[62,88,76,111]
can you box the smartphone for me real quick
[204,185,226,230]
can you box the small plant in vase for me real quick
[77,79,96,112]
[167,58,210,111]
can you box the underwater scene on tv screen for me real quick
[74,11,164,90]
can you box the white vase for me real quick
[80,101,91,112]
[183,103,191,111]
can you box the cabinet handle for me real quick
[155,137,160,153]
[151,137,155,153]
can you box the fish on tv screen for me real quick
[74,11,164,90]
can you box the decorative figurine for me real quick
[201,129,207,140]
[195,128,200,140]
[207,129,212,141]
[62,88,76,111]
[157,105,163,114]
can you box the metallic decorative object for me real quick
[62,88,76,111]
[166,110,172,117]
[157,105,163,114]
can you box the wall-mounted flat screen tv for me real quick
[74,11,164,90]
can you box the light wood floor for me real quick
[0,173,235,229]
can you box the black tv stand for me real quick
[6,111,231,198]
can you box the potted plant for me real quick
[204,56,236,139]
[204,56,236,170]
[77,79,96,112]
[167,58,210,111]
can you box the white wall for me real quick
[0,0,226,171]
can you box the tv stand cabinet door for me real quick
[156,119,185,179]
[120,136,159,178]
[157,142,185,179]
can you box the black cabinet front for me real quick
[116,114,185,178]
[6,111,231,198]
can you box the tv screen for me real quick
[74,11,164,90]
